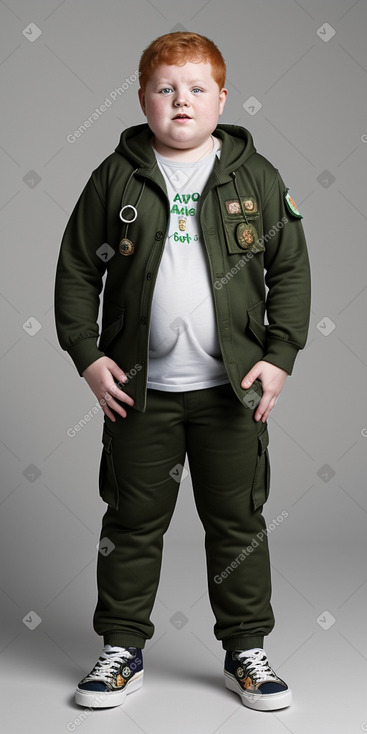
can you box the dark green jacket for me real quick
[54,123,311,413]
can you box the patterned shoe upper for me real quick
[225,648,288,695]
[78,646,143,693]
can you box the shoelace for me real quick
[84,647,134,683]
[236,649,280,683]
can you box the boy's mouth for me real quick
[173,114,191,120]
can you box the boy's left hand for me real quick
[241,361,288,423]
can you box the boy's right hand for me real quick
[82,356,135,421]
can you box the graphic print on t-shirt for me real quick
[169,191,200,244]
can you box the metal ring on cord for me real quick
[119,205,138,223]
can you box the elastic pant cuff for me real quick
[222,635,264,651]
[103,633,146,650]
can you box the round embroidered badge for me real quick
[236,222,258,249]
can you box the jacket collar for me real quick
[114,123,256,178]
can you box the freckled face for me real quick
[138,61,227,156]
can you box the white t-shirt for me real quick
[147,136,230,392]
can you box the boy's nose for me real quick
[174,93,189,107]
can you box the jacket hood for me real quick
[114,123,256,173]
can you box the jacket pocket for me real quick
[247,300,267,348]
[98,426,119,510]
[99,306,125,353]
[216,188,264,256]
[251,425,271,511]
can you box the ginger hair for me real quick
[138,32,226,91]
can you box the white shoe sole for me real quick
[75,671,144,708]
[224,671,292,711]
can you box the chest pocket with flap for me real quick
[218,191,265,256]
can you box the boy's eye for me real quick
[159,88,173,94]
[192,88,203,93]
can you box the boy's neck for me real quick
[151,134,216,163]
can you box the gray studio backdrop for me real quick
[1,1,367,733]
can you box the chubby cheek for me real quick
[196,98,219,121]
[146,100,169,126]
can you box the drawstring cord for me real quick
[119,169,146,241]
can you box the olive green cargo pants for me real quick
[93,381,275,651]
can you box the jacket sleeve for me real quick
[261,172,311,375]
[54,170,108,376]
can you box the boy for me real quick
[54,32,310,712]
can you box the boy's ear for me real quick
[138,88,146,116]
[219,88,228,116]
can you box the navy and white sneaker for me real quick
[75,645,143,708]
[224,648,292,710]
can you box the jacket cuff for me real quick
[262,339,300,375]
[67,337,105,376]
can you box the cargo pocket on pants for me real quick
[251,425,271,512]
[99,426,119,510]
